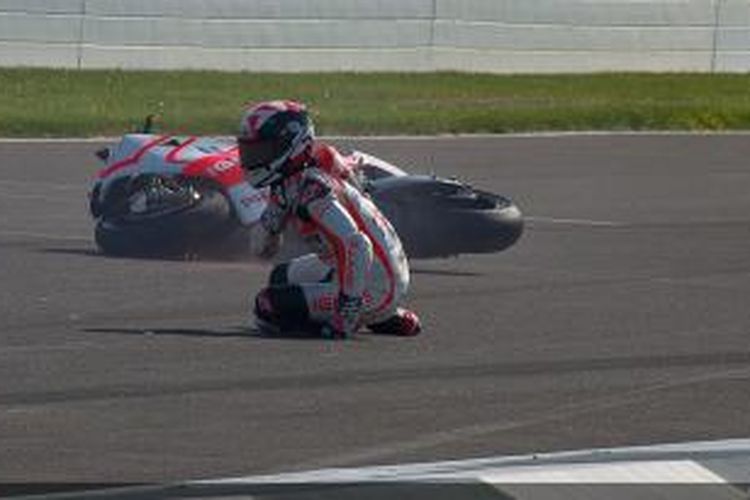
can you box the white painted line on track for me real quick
[0,179,84,191]
[0,136,116,143]
[0,230,90,242]
[0,192,81,202]
[526,216,625,227]
[328,130,750,141]
[480,459,727,484]
[0,341,99,355]
[4,131,750,144]
[198,438,750,486]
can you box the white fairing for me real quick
[105,134,238,172]
[97,134,269,226]
[108,134,152,164]
[350,151,408,179]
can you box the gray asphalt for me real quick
[1,134,749,483]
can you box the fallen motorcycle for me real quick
[89,133,523,260]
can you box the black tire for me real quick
[95,188,236,258]
[371,178,524,258]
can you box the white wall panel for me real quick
[715,1,750,71]
[80,46,434,72]
[82,18,431,48]
[433,48,713,73]
[714,52,750,71]
[0,0,82,15]
[0,41,78,67]
[0,12,81,43]
[85,0,434,20]
[716,0,750,27]
[0,0,748,73]
[435,22,714,51]
[716,28,750,50]
[436,0,714,26]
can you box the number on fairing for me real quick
[208,160,235,177]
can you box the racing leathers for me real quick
[252,144,411,337]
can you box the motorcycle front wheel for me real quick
[94,187,237,258]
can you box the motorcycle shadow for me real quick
[43,246,248,263]
[41,247,102,258]
[82,326,367,341]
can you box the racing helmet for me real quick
[238,100,315,187]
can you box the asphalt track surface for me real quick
[1,134,750,484]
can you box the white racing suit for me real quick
[252,147,412,336]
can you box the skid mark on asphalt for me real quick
[292,365,750,471]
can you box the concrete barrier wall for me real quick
[0,0,748,72]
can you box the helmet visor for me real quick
[237,136,283,171]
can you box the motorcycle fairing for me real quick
[99,134,240,184]
[94,134,269,225]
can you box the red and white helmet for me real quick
[238,100,315,187]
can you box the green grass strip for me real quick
[2,69,750,137]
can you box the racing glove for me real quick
[250,202,287,259]
[260,200,286,235]
[260,185,289,235]
[327,292,363,338]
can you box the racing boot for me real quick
[252,286,312,335]
[367,307,422,336]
